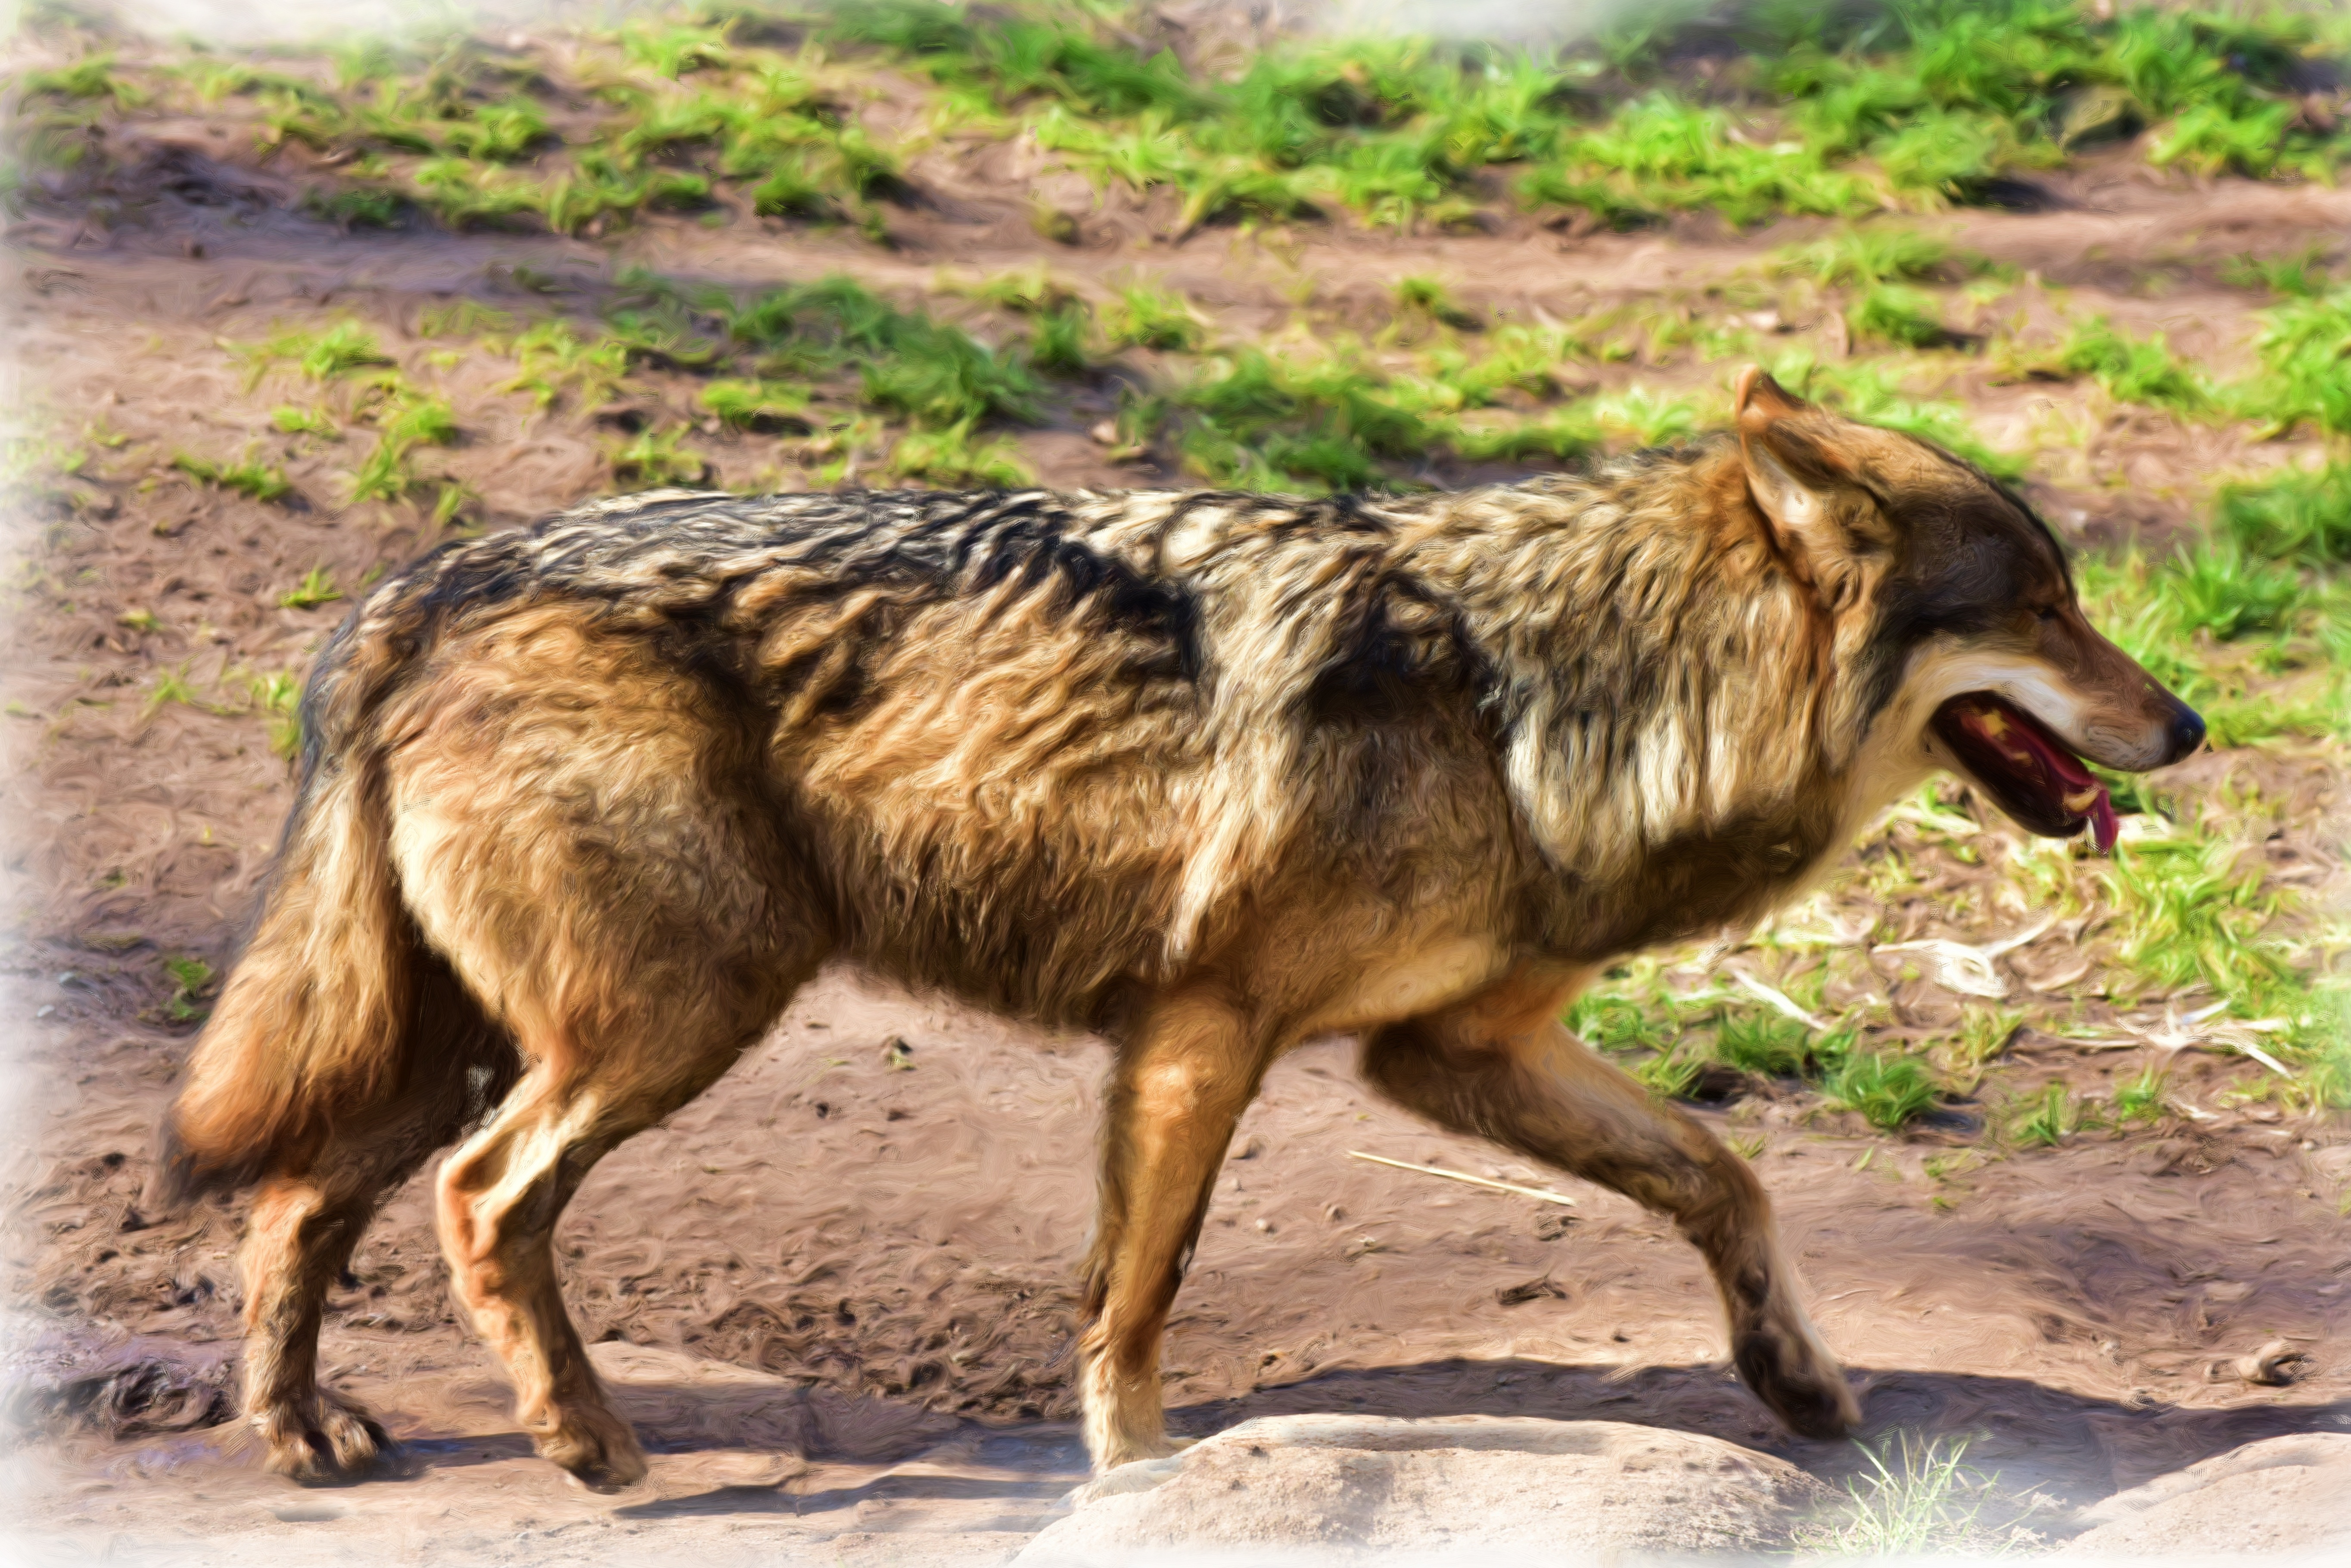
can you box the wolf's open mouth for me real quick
[1931,693,2118,852]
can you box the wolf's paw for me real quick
[1733,1325,1862,1440]
[253,1388,392,1482]
[1091,1431,1182,1473]
[536,1401,649,1492]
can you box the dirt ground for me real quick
[4,68,2350,1567]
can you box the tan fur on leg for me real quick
[239,1178,392,1480]
[1079,990,1270,1470]
[435,1075,647,1489]
[1362,969,1860,1439]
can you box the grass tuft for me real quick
[1823,1050,1941,1131]
[270,405,340,438]
[162,955,214,1024]
[2156,542,2301,641]
[249,671,304,758]
[1102,283,1208,353]
[171,450,292,502]
[2219,463,2351,564]
[1774,225,1961,288]
[1715,1009,1812,1077]
[1392,275,1480,331]
[278,567,342,609]
[606,423,711,488]
[2111,1065,2169,1126]
[2013,1081,2092,1147]
[1795,1433,2030,1556]
[2099,831,2287,1008]
[2005,317,2209,414]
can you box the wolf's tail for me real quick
[154,729,424,1202]
[150,563,488,1202]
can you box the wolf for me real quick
[154,368,2202,1488]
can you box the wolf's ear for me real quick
[1734,366,1874,585]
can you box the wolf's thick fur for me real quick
[160,371,2198,1487]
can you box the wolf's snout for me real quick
[2163,702,2206,766]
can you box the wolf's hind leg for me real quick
[240,963,510,1481]
[384,608,826,1486]
[433,969,800,1491]
[1360,973,1860,1440]
[240,1177,397,1480]
[1079,989,1269,1472]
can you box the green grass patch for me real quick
[1939,1005,2024,1089]
[2012,1081,2092,1147]
[883,420,1034,487]
[499,320,634,412]
[248,671,304,759]
[162,954,214,1024]
[1794,1433,2024,1556]
[949,263,1078,316]
[606,423,711,488]
[242,319,395,383]
[270,405,340,437]
[1101,283,1208,353]
[142,662,205,717]
[1822,1049,1942,1131]
[700,378,813,430]
[45,3,2351,244]
[278,567,342,609]
[2003,316,2211,415]
[2110,1065,2169,1125]
[2219,463,2351,564]
[2241,287,2351,438]
[2223,245,2337,300]
[303,183,410,229]
[1773,225,1968,288]
[171,450,292,502]
[2155,541,2301,642]
[1847,283,1956,350]
[348,392,460,503]
[22,53,149,109]
[1393,275,1481,332]
[1569,965,1947,1127]
[1714,1009,1813,1077]
[225,25,890,236]
[2099,828,2290,1009]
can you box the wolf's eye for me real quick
[2036,607,2059,623]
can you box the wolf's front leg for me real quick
[1079,989,1270,1471]
[1359,970,1860,1440]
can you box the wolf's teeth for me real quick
[2062,786,2099,812]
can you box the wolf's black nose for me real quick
[2167,705,2205,763]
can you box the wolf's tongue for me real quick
[1952,698,2118,853]
[2084,790,2118,853]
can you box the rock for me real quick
[2060,1433,2351,1559]
[1015,1415,1826,1565]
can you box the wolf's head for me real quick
[1733,367,2203,851]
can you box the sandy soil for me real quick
[4,86,2349,1566]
